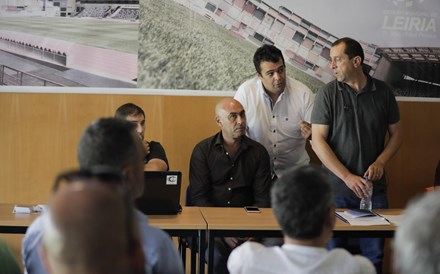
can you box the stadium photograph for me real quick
[0,0,139,88]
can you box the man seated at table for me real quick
[393,190,440,274]
[227,165,376,274]
[115,102,169,171]
[22,118,183,274]
[41,170,144,274]
[189,98,272,274]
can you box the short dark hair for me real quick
[332,37,364,64]
[77,118,139,170]
[115,103,145,120]
[253,44,285,74]
[271,165,334,239]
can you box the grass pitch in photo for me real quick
[138,0,323,92]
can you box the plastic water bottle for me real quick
[360,180,373,210]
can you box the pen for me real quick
[373,211,391,224]
[335,213,349,224]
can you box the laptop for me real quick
[135,171,182,215]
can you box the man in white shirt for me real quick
[227,165,376,274]
[234,45,315,179]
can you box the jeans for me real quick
[328,191,388,274]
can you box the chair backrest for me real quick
[185,185,193,206]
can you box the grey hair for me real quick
[393,190,440,274]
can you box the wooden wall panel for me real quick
[0,92,439,209]
[386,101,440,207]
[0,93,164,203]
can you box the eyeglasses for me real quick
[52,165,126,193]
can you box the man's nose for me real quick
[136,123,143,132]
[236,115,245,124]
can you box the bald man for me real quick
[41,177,142,274]
[189,98,272,274]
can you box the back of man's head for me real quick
[393,190,440,274]
[115,103,145,120]
[271,165,334,240]
[42,178,134,274]
[77,118,144,199]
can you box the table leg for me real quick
[198,229,206,274]
[206,230,214,274]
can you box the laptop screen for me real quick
[135,171,182,215]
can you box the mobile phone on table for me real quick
[244,206,261,213]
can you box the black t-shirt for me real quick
[144,141,169,170]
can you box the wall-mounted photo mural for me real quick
[0,0,139,88]
[139,0,440,97]
[1,0,439,97]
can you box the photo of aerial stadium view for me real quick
[139,0,440,97]
[138,0,325,92]
[1,0,438,97]
[0,0,139,88]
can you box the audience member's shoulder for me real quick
[230,241,266,261]
[288,77,313,93]
[23,215,44,245]
[329,248,376,274]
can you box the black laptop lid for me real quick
[135,171,182,215]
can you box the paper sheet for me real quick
[339,211,390,226]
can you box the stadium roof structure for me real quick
[376,47,440,86]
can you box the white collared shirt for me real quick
[228,242,376,274]
[235,77,315,178]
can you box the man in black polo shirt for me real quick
[311,37,402,274]
[189,98,271,274]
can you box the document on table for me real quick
[336,210,390,226]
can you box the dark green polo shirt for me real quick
[311,75,400,196]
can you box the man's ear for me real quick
[120,164,133,189]
[352,56,362,68]
[215,116,222,127]
[325,206,336,230]
[256,71,262,80]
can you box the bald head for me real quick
[42,180,133,274]
[215,98,246,141]
[215,98,240,116]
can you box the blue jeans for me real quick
[328,191,388,274]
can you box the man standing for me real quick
[115,103,168,171]
[189,98,272,274]
[311,37,402,273]
[235,44,315,179]
[227,165,375,274]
